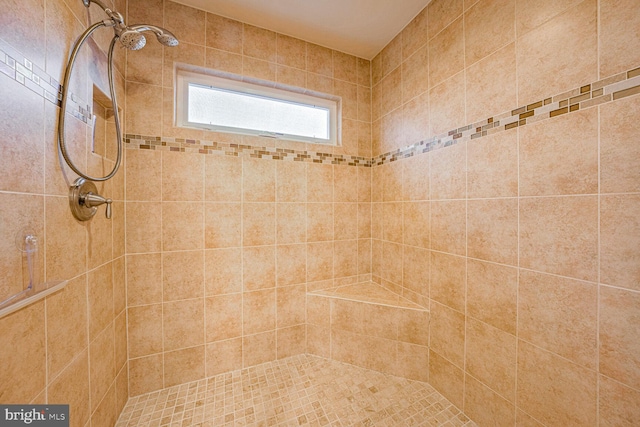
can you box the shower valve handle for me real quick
[83,193,112,219]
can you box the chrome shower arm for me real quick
[82,0,125,26]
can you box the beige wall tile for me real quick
[515,0,582,37]
[402,154,430,201]
[0,78,45,194]
[334,51,357,84]
[430,200,466,256]
[277,284,306,328]
[90,383,117,427]
[243,158,276,202]
[163,1,205,46]
[519,270,597,368]
[307,242,334,282]
[205,202,242,248]
[276,244,306,286]
[600,0,640,77]
[243,203,275,246]
[429,72,466,135]
[429,301,465,368]
[205,294,241,342]
[599,375,640,427]
[206,14,242,53]
[357,58,371,87]
[162,250,204,301]
[307,43,333,77]
[398,308,430,346]
[516,0,597,106]
[334,203,358,240]
[465,43,517,124]
[46,275,87,378]
[430,252,465,312]
[0,302,45,403]
[243,246,276,291]
[467,198,518,265]
[402,245,429,297]
[600,195,640,291]
[205,338,242,376]
[243,331,276,366]
[0,0,45,69]
[467,128,518,198]
[517,340,597,426]
[307,324,330,358]
[205,155,242,202]
[163,299,204,351]
[277,325,306,359]
[276,161,306,202]
[276,203,306,244]
[402,7,429,59]
[397,342,428,381]
[243,24,276,62]
[162,202,204,251]
[519,109,598,196]
[205,248,242,296]
[125,82,162,136]
[128,354,163,396]
[126,254,162,306]
[307,203,334,242]
[381,34,402,78]
[45,196,87,281]
[125,149,161,202]
[89,326,116,412]
[402,46,429,103]
[464,374,515,427]
[600,95,640,194]
[428,349,464,409]
[467,260,517,335]
[428,0,463,39]
[600,286,640,390]
[127,304,162,359]
[164,345,205,388]
[162,152,204,201]
[276,34,306,70]
[243,289,276,334]
[380,67,403,117]
[403,92,430,146]
[205,47,243,74]
[466,318,516,402]
[519,196,598,281]
[48,350,90,427]
[429,17,464,89]
[88,263,114,340]
[126,201,161,253]
[126,40,162,86]
[382,202,403,243]
[464,0,515,66]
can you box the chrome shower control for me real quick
[69,178,112,221]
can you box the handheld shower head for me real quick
[127,24,179,47]
[119,29,147,50]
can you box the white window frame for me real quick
[176,70,340,146]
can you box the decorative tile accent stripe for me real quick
[372,66,640,166]
[0,37,93,124]
[124,135,374,167]
[2,36,639,169]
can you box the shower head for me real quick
[127,24,179,47]
[119,29,147,50]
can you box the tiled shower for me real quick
[1,0,639,425]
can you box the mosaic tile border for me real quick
[0,38,93,124]
[126,65,640,168]
[2,35,638,169]
[373,65,640,166]
[124,135,374,167]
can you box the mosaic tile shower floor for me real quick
[116,355,476,427]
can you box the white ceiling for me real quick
[172,0,432,59]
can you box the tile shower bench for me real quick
[307,281,430,382]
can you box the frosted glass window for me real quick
[176,71,339,145]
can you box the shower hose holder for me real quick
[69,177,112,221]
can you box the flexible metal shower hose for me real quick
[58,21,123,182]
